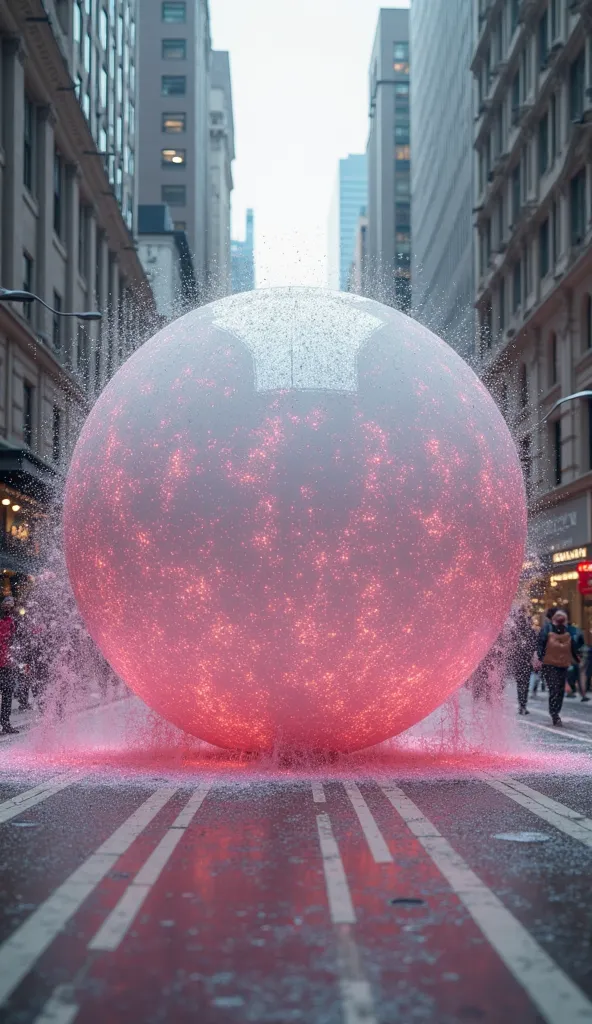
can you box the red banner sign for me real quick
[577,561,592,595]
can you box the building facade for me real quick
[472,0,592,631]
[0,0,154,586]
[366,7,411,311]
[348,208,369,294]
[208,50,234,299]
[137,204,196,320]
[137,0,211,300]
[327,154,367,292]
[411,0,474,356]
[231,208,255,293]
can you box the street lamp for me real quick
[0,289,102,322]
[541,391,592,422]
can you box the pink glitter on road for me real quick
[63,289,526,752]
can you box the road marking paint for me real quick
[481,774,592,848]
[89,784,212,951]
[316,813,356,924]
[315,813,377,1023]
[0,775,82,825]
[343,783,393,864]
[311,782,326,803]
[379,781,592,1024]
[517,717,592,745]
[33,984,79,1024]
[0,786,176,1009]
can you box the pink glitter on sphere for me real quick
[63,288,526,752]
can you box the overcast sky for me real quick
[210,0,410,288]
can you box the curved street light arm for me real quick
[541,391,592,423]
[0,289,101,322]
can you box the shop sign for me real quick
[552,546,588,564]
[577,561,592,596]
[530,495,590,554]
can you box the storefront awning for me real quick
[0,449,57,504]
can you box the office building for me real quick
[411,0,474,355]
[366,7,411,310]
[472,0,592,631]
[137,0,212,300]
[231,209,255,293]
[328,154,367,292]
[348,208,369,294]
[208,51,235,299]
[0,0,154,584]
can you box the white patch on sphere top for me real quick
[211,289,383,393]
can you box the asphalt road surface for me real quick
[1,694,592,1023]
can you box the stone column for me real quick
[82,211,98,394]
[64,164,81,369]
[95,235,109,391]
[36,105,57,342]
[107,255,120,378]
[1,38,26,292]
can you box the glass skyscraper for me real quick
[328,154,368,292]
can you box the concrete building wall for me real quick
[366,7,410,310]
[411,0,474,356]
[472,0,592,631]
[137,0,211,300]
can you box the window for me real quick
[394,83,409,96]
[584,294,592,351]
[78,205,87,275]
[162,113,186,133]
[550,0,560,40]
[519,364,528,408]
[540,218,550,277]
[553,419,562,486]
[100,66,108,110]
[162,38,186,59]
[23,383,33,448]
[162,184,186,206]
[570,168,586,246]
[77,326,90,389]
[552,197,560,264]
[100,6,108,48]
[395,178,410,196]
[395,122,410,144]
[53,150,63,237]
[538,9,549,70]
[162,2,186,22]
[52,291,62,352]
[161,75,186,96]
[161,147,186,166]
[519,434,531,485]
[550,92,558,159]
[395,145,410,161]
[73,1,82,44]
[173,220,186,231]
[393,42,409,74]
[513,261,521,312]
[512,163,520,220]
[52,407,61,464]
[570,50,585,122]
[84,30,92,73]
[23,96,34,192]
[499,277,506,334]
[538,112,548,175]
[550,332,558,385]
[22,252,33,321]
[510,0,520,35]
[511,72,520,124]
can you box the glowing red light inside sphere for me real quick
[64,289,526,751]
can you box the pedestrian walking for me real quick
[533,609,581,727]
[509,603,537,715]
[0,596,18,735]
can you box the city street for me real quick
[0,698,592,1022]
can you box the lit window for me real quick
[162,1,186,22]
[162,148,186,166]
[162,184,186,206]
[161,75,186,96]
[393,43,409,74]
[162,113,186,133]
[173,220,186,231]
[395,145,410,161]
[162,38,186,60]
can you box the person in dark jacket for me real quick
[534,609,581,726]
[509,603,537,715]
